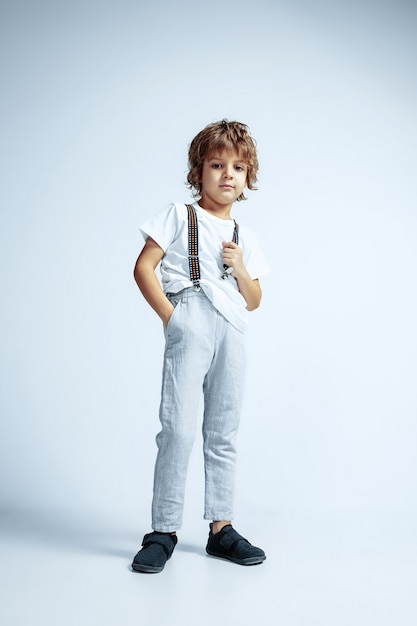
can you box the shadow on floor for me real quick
[0,508,139,559]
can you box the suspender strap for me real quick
[232,221,239,246]
[186,204,201,291]
[185,203,239,288]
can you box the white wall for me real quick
[1,0,416,521]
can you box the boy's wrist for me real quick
[232,266,250,282]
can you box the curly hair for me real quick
[187,119,258,201]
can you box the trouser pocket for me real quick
[165,292,182,331]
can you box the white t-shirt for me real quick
[139,202,269,333]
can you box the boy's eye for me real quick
[211,163,222,169]
[235,165,244,171]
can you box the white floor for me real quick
[1,507,416,626]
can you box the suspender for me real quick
[185,204,239,291]
[186,204,201,291]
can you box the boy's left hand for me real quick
[222,241,245,278]
[222,241,261,310]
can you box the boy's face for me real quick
[200,149,248,208]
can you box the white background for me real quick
[1,1,416,623]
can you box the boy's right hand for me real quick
[162,303,175,327]
[134,238,177,326]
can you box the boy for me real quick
[132,120,268,573]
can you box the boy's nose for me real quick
[223,166,233,178]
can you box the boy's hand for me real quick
[162,303,175,327]
[134,237,176,325]
[221,240,262,311]
[222,241,245,278]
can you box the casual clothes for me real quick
[140,202,269,333]
[152,288,245,531]
[139,201,268,531]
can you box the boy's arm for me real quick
[222,241,262,311]
[133,237,174,326]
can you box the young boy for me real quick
[132,120,269,573]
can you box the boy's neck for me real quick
[197,199,233,220]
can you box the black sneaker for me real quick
[206,524,266,565]
[132,531,177,573]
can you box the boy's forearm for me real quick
[234,272,262,311]
[222,241,261,310]
[134,264,174,325]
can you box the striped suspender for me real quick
[185,203,239,290]
[186,204,201,291]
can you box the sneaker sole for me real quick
[206,550,266,566]
[131,563,165,573]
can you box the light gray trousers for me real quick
[151,288,246,532]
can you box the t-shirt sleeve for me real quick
[139,203,181,252]
[241,228,270,280]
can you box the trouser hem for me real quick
[152,523,181,533]
[204,512,234,521]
